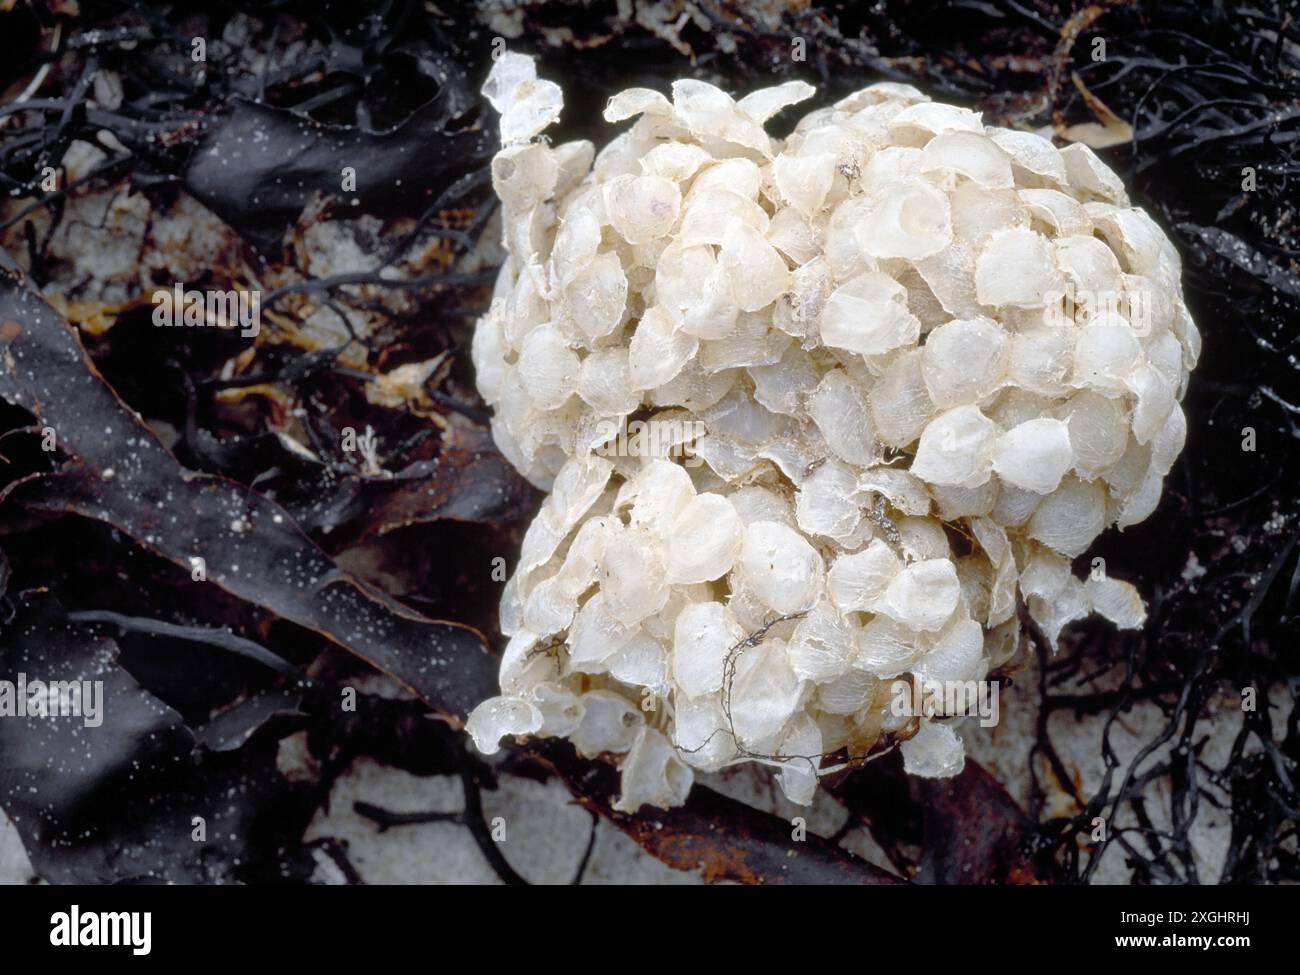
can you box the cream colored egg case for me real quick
[466,53,1199,813]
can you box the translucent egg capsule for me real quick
[664,493,743,583]
[991,418,1074,495]
[921,316,1008,408]
[737,520,826,615]
[910,405,998,487]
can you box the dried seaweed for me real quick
[0,255,497,720]
[185,96,491,254]
[916,762,1042,884]
[0,591,316,884]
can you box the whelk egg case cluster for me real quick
[465,53,1200,812]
